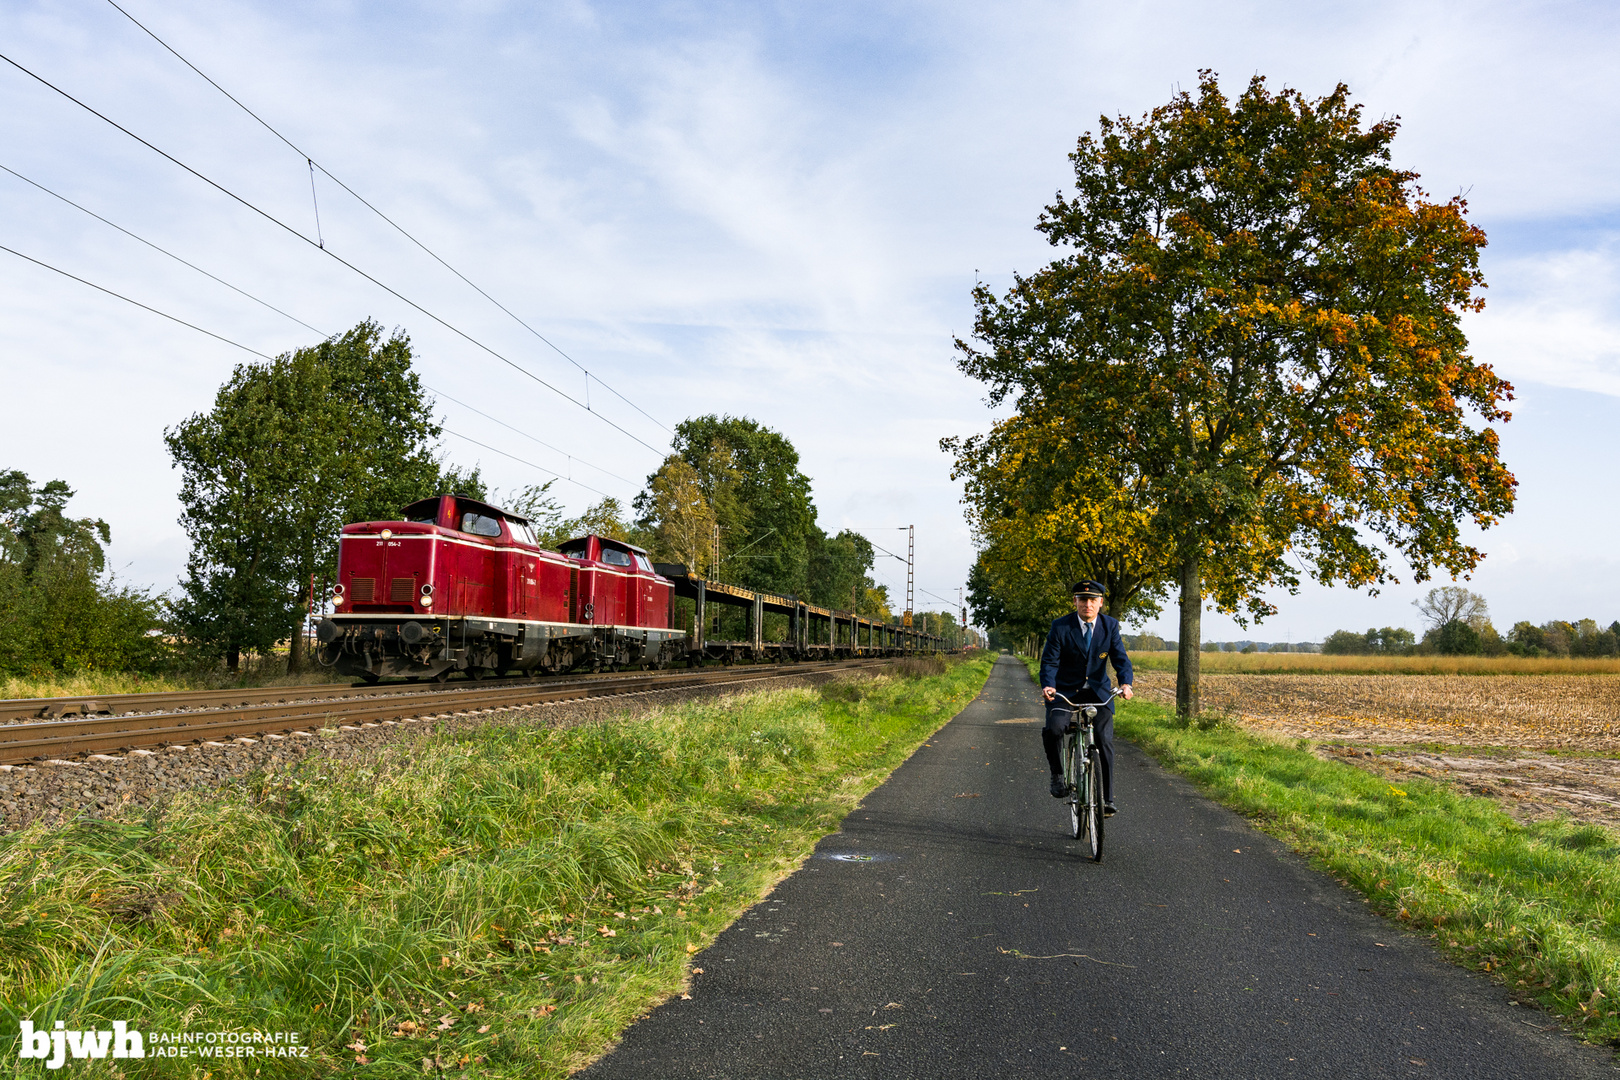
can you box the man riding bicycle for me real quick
[1040,580,1133,813]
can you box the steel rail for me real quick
[0,661,882,765]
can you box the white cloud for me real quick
[2,0,1618,630]
[1470,239,1620,398]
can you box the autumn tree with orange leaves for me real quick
[951,73,1516,717]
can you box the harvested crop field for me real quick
[1131,669,1620,747]
[1130,669,1620,829]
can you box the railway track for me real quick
[0,661,880,766]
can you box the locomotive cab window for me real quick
[460,512,503,538]
[560,540,589,560]
[634,554,654,572]
[601,548,632,568]
[515,522,538,547]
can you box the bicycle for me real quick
[1048,689,1116,862]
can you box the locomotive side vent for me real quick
[390,577,416,602]
[350,577,376,602]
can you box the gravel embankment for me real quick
[0,668,857,833]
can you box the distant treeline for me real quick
[1120,635,1319,654]
[1323,619,1620,658]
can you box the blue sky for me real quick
[2,0,1616,641]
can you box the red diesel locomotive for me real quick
[315,494,685,681]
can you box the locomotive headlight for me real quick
[420,583,434,608]
[332,583,345,598]
[380,529,393,539]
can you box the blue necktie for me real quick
[1081,621,1092,655]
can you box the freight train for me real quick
[314,493,939,682]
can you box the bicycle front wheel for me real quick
[1087,748,1105,862]
[1063,733,1081,839]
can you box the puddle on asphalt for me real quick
[816,851,899,863]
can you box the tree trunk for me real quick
[1175,546,1201,718]
[288,617,306,673]
[226,645,240,673]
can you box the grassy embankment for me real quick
[1,662,337,701]
[0,656,992,1077]
[1022,655,1620,1044]
[1130,650,1620,676]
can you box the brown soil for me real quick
[1130,669,1620,829]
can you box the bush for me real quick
[1430,619,1482,656]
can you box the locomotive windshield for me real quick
[460,512,503,538]
[600,548,632,567]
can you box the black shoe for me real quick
[1103,801,1118,817]
[1049,776,1068,798]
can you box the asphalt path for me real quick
[581,655,1616,1079]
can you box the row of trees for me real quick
[0,472,167,678]
[1317,587,1620,657]
[161,327,895,671]
[1323,620,1620,658]
[502,415,891,617]
[951,73,1517,714]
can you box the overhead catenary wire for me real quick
[0,242,274,360]
[0,236,632,501]
[0,159,637,496]
[424,384,639,488]
[0,50,669,459]
[441,430,612,499]
[0,161,328,338]
[102,0,672,436]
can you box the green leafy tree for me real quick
[0,471,165,677]
[1429,619,1483,656]
[947,413,1172,628]
[953,72,1516,716]
[805,529,878,610]
[166,320,478,671]
[641,457,718,574]
[666,416,815,594]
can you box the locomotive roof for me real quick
[399,494,532,526]
[560,534,652,557]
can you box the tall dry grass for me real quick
[1130,650,1620,676]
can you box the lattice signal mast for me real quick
[905,525,915,628]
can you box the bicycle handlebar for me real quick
[1047,688,1120,713]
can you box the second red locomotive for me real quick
[314,493,684,681]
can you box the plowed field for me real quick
[1131,669,1620,828]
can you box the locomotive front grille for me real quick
[349,577,376,601]
[390,577,417,602]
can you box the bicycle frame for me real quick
[1049,690,1113,862]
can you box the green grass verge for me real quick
[0,657,992,1076]
[1019,653,1620,1042]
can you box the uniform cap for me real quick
[1070,580,1105,598]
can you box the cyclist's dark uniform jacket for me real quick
[1040,611,1133,802]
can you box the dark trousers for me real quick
[1042,703,1115,802]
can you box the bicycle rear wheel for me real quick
[1087,748,1105,862]
[1063,732,1081,838]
